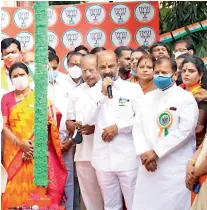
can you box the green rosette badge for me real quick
[157,110,173,137]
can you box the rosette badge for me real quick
[157,110,173,137]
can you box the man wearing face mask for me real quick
[83,50,143,210]
[66,51,84,88]
[47,52,69,115]
[173,39,195,59]
[58,51,84,210]
[132,57,198,210]
[1,38,23,92]
[114,46,132,80]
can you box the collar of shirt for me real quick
[158,83,177,95]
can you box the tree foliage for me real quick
[160,1,207,57]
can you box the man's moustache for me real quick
[103,74,113,78]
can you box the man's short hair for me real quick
[114,46,132,58]
[132,46,150,56]
[90,47,106,54]
[136,45,150,54]
[74,45,89,54]
[67,51,83,64]
[174,39,196,54]
[150,41,171,56]
[154,57,177,73]
[1,38,21,53]
[48,46,56,54]
[48,52,59,64]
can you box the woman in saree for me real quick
[129,54,156,94]
[1,62,67,209]
[180,55,207,147]
[186,134,207,209]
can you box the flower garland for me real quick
[34,1,49,187]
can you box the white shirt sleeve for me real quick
[83,87,108,126]
[154,99,198,159]
[132,100,150,156]
[66,92,76,121]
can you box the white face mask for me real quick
[12,75,29,91]
[174,51,185,59]
[67,65,82,79]
[28,63,35,73]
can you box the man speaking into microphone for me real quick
[83,50,143,210]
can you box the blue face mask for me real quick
[48,70,59,83]
[153,74,173,89]
[130,69,136,76]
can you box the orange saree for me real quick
[1,91,67,209]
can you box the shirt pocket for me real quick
[116,97,133,120]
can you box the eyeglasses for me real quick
[173,48,188,54]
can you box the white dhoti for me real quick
[76,161,104,210]
[96,168,137,210]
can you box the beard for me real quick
[119,67,131,74]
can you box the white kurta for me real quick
[132,84,199,210]
[66,82,94,161]
[83,78,144,171]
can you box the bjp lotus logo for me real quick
[13,8,33,29]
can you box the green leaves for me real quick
[160,1,207,57]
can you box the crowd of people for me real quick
[1,37,207,210]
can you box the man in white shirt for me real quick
[59,51,84,210]
[132,57,198,210]
[48,52,69,114]
[66,54,104,210]
[83,50,143,210]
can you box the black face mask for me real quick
[119,67,131,74]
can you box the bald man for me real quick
[83,51,144,210]
[22,51,35,73]
[66,54,103,210]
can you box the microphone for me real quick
[107,85,113,99]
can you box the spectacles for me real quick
[173,48,188,54]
